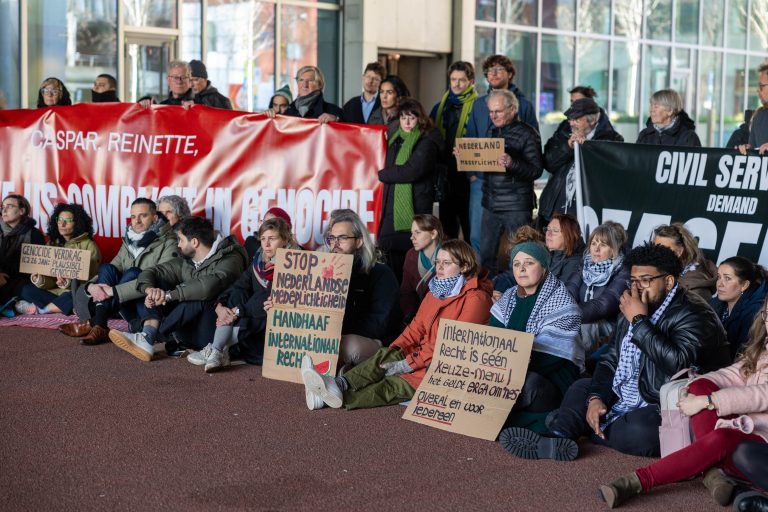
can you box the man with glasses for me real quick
[738,62,768,156]
[267,65,343,123]
[500,242,730,461]
[323,209,401,370]
[138,61,194,107]
[341,62,386,124]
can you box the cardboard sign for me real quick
[19,243,92,281]
[403,319,534,441]
[262,248,353,384]
[455,137,505,172]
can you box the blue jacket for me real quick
[465,83,539,138]
[710,280,768,359]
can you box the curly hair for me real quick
[624,242,683,278]
[47,203,94,245]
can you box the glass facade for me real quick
[0,0,20,109]
[474,0,768,146]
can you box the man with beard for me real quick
[60,198,178,344]
[109,216,247,362]
[499,243,730,460]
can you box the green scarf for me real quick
[435,85,478,140]
[388,126,421,232]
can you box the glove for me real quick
[381,359,413,377]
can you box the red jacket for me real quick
[391,272,493,389]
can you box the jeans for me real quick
[20,283,74,314]
[479,209,532,276]
[136,298,217,351]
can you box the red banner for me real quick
[0,104,386,260]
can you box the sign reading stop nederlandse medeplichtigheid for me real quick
[262,248,353,384]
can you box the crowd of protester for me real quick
[3,56,768,510]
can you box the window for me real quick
[123,0,176,28]
[0,0,20,108]
[540,34,574,140]
[500,0,537,26]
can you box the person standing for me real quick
[91,74,120,103]
[341,62,386,124]
[189,60,233,110]
[738,62,768,155]
[267,66,342,123]
[636,89,701,147]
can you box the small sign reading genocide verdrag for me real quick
[262,248,354,384]
[455,137,505,173]
[19,243,92,281]
[403,319,534,441]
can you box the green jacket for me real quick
[35,233,101,296]
[100,222,180,302]
[136,234,248,302]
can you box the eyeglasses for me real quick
[626,274,668,289]
[486,66,508,75]
[56,217,75,225]
[325,235,358,246]
[435,259,458,268]
[40,88,61,96]
[544,227,561,234]
[1,204,18,211]
[297,78,318,85]
[168,75,190,82]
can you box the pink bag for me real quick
[659,368,697,457]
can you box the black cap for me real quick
[564,98,600,120]
[189,59,208,79]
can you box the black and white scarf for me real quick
[582,253,623,300]
[428,274,464,299]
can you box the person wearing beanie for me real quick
[243,207,294,262]
[189,59,232,110]
[489,240,583,435]
[268,85,293,115]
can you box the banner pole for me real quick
[574,142,586,240]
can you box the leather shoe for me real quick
[735,491,768,512]
[80,325,110,345]
[59,320,91,337]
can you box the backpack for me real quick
[658,368,697,457]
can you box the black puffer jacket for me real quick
[636,110,701,147]
[195,83,232,110]
[285,92,343,120]
[539,111,624,221]
[378,129,442,239]
[342,262,403,346]
[589,288,730,405]
[482,120,543,213]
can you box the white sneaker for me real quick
[305,390,325,410]
[187,344,213,366]
[204,348,230,373]
[300,354,343,409]
[109,330,154,362]
[14,300,37,315]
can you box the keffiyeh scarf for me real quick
[428,274,465,299]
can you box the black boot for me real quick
[599,472,643,509]
[734,491,768,512]
[498,427,578,461]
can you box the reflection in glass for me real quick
[499,30,536,100]
[540,34,574,141]
[0,0,20,108]
[577,38,609,102]
[27,0,117,107]
[123,0,176,28]
[723,54,747,145]
[476,0,496,21]
[180,0,201,62]
[642,45,670,122]
[578,0,610,34]
[671,48,694,112]
[749,0,768,52]
[697,51,722,146]
[124,42,170,102]
[613,0,642,38]
[500,0,537,26]
[474,26,496,96]
[726,0,747,49]
[542,0,574,30]
[645,0,672,41]
[674,0,699,44]
[700,0,723,47]
[612,41,641,142]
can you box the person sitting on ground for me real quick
[91,74,120,103]
[324,209,402,370]
[60,198,178,345]
[566,221,630,354]
[243,206,293,262]
[187,217,299,371]
[267,65,342,123]
[491,241,583,432]
[400,214,443,324]
[653,223,717,304]
[731,442,768,511]
[189,59,233,110]
[16,203,101,315]
[157,194,191,227]
[711,256,768,359]
[267,85,292,115]
[491,224,544,302]
[37,77,72,107]
[499,243,730,461]
[0,194,46,312]
[108,216,248,361]
[300,239,492,410]
[544,213,585,299]
[636,89,701,147]
[598,297,768,509]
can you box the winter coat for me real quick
[589,288,730,405]
[482,119,543,213]
[538,111,624,221]
[158,89,195,105]
[711,280,768,359]
[136,234,247,302]
[636,110,702,147]
[693,343,768,442]
[34,233,101,296]
[399,248,432,322]
[217,266,271,335]
[285,92,343,120]
[0,218,46,277]
[465,83,540,138]
[341,94,381,124]
[342,262,402,346]
[194,83,233,110]
[566,258,630,324]
[679,259,717,304]
[749,107,768,148]
[377,129,442,239]
[725,110,753,148]
[391,272,493,389]
[550,247,584,300]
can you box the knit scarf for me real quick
[253,252,275,288]
[434,85,477,140]
[389,126,421,231]
[294,90,321,117]
[123,218,164,258]
[582,254,624,300]
[428,274,465,299]
[416,244,440,292]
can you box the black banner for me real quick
[578,141,768,265]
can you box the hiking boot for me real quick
[599,472,643,509]
[300,354,343,409]
[205,348,230,373]
[498,427,578,461]
[109,330,154,362]
[703,467,735,506]
[187,344,213,366]
[59,320,91,337]
[80,325,110,345]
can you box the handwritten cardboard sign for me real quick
[19,243,92,281]
[403,319,534,441]
[455,137,505,172]
[262,248,353,384]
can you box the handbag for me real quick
[658,367,698,457]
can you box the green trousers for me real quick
[343,347,416,410]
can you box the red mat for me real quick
[0,313,129,332]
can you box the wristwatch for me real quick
[706,394,716,410]
[164,291,173,303]
[631,314,647,326]
[233,307,240,318]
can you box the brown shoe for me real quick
[80,325,110,345]
[599,472,643,509]
[703,467,735,506]
[59,320,91,337]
